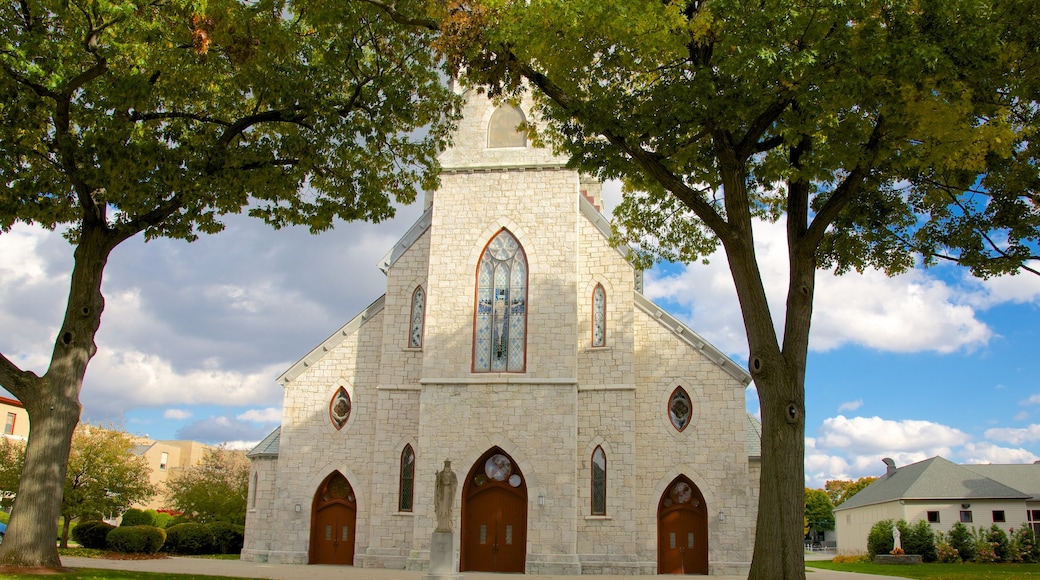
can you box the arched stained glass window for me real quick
[330,387,351,430]
[488,106,527,148]
[409,286,425,348]
[474,230,527,372]
[591,446,606,515]
[592,284,606,347]
[399,445,415,512]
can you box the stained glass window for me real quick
[591,446,606,515]
[474,230,527,372]
[592,284,606,347]
[669,386,692,432]
[409,286,425,348]
[399,445,415,512]
[488,106,527,148]
[330,387,351,430]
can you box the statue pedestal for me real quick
[423,530,462,580]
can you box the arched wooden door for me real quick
[461,448,527,573]
[310,471,357,565]
[658,476,708,574]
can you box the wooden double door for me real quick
[461,448,528,573]
[658,476,708,574]
[310,472,357,565]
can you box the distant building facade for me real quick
[242,88,761,575]
[130,438,214,511]
[835,456,1040,553]
[0,396,28,442]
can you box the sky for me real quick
[1,183,1038,489]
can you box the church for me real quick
[241,87,761,576]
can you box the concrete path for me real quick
[60,555,905,580]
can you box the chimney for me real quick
[882,457,897,477]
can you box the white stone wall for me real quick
[244,88,758,575]
[241,456,278,562]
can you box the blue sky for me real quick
[1,183,1038,488]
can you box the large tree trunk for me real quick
[0,223,114,569]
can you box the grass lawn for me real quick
[807,560,1040,578]
[0,549,254,579]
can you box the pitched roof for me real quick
[746,414,762,458]
[247,427,281,458]
[834,456,1032,511]
[962,463,1040,500]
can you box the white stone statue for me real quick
[893,527,901,550]
[434,459,458,532]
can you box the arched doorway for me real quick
[309,471,357,565]
[658,475,708,574]
[460,448,528,572]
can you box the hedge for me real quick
[163,522,215,555]
[119,508,155,527]
[107,525,166,554]
[71,520,115,550]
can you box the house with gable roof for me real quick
[834,456,1040,553]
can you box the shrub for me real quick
[207,521,245,555]
[831,553,870,564]
[153,512,173,529]
[71,520,115,550]
[984,525,1010,562]
[867,519,895,558]
[900,519,938,562]
[948,522,976,562]
[0,511,9,525]
[1010,526,1040,563]
[935,532,960,563]
[107,525,166,554]
[120,508,154,527]
[164,522,215,555]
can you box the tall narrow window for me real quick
[159,452,169,471]
[4,412,15,435]
[474,229,527,372]
[591,446,606,515]
[592,284,606,347]
[252,472,258,508]
[409,286,425,348]
[399,445,415,512]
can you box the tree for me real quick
[803,488,834,541]
[165,446,249,525]
[0,438,25,509]
[0,0,458,568]
[366,1,1039,577]
[58,424,155,548]
[825,477,877,507]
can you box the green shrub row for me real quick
[867,519,1040,564]
[118,508,176,529]
[72,519,244,555]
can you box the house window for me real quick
[487,106,527,148]
[668,386,692,432]
[409,286,425,348]
[591,446,606,515]
[159,452,168,471]
[993,510,1006,523]
[926,511,940,523]
[474,229,527,372]
[960,510,973,523]
[592,284,606,347]
[1030,510,1040,535]
[399,445,415,512]
[3,412,14,435]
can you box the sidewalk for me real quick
[59,555,905,580]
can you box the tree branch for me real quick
[357,0,439,31]
[0,352,41,402]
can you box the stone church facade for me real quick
[242,88,761,575]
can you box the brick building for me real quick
[242,88,760,575]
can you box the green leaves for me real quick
[0,0,461,240]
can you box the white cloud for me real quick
[1022,394,1040,406]
[984,424,1040,445]
[644,218,994,357]
[237,407,282,423]
[163,409,192,420]
[959,442,1040,464]
[815,415,970,455]
[838,400,863,412]
[1014,411,1030,421]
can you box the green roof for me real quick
[247,427,281,458]
[835,456,1032,512]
